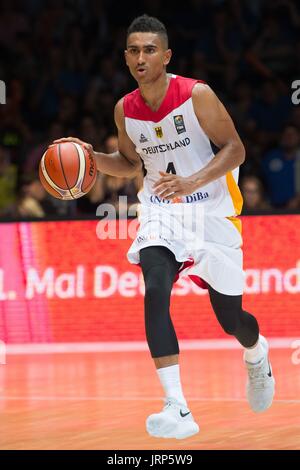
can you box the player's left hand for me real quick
[153,171,197,200]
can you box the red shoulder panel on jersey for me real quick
[123,75,205,122]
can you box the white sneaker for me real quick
[244,336,275,413]
[146,398,199,439]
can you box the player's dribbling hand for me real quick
[50,137,94,156]
[153,171,197,200]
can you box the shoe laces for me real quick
[247,359,269,390]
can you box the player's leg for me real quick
[208,285,275,412]
[140,246,199,438]
[140,245,180,364]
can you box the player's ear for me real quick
[164,49,172,66]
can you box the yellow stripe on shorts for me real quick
[226,171,243,216]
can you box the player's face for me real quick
[125,32,171,84]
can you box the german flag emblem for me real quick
[154,126,163,138]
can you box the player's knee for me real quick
[144,266,172,302]
[144,281,171,312]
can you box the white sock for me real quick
[244,334,266,364]
[156,364,187,407]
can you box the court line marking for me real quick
[0,396,299,403]
[5,338,299,354]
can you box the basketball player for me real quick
[54,15,275,439]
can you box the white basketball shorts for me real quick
[127,203,244,296]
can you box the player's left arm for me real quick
[153,83,245,199]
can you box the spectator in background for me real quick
[0,0,29,49]
[229,80,256,138]
[0,145,17,216]
[240,175,270,212]
[261,125,300,208]
[56,95,79,132]
[249,80,293,151]
[79,115,104,152]
[30,45,65,126]
[24,121,65,174]
[0,78,32,165]
[15,174,58,219]
[249,13,294,78]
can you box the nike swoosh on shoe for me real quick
[180,410,191,418]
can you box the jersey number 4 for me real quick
[166,162,176,175]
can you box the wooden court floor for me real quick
[0,348,299,450]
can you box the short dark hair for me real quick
[127,14,168,48]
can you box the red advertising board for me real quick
[0,215,299,343]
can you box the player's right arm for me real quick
[53,98,142,178]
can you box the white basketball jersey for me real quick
[124,74,243,217]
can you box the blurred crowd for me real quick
[0,0,300,219]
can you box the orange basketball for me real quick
[39,142,97,200]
